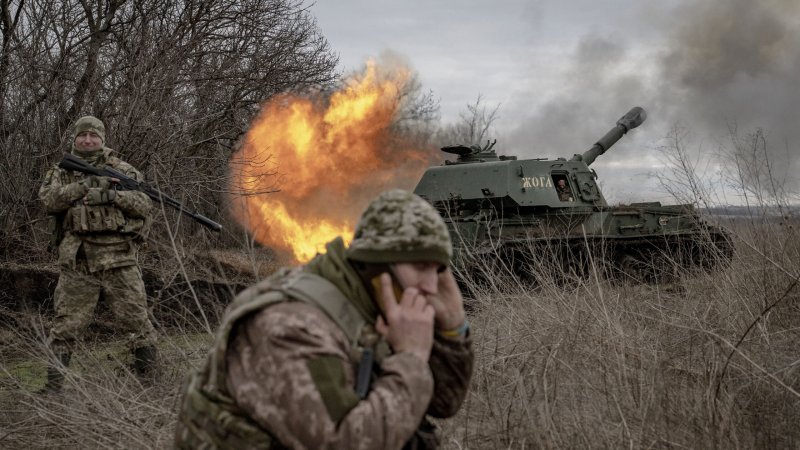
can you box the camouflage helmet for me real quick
[346,189,452,267]
[73,116,106,143]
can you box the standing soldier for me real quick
[39,116,158,391]
[176,189,474,449]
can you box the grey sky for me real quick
[310,0,800,204]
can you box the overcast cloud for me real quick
[311,0,800,204]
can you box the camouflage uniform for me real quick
[39,116,157,381]
[176,190,474,449]
[557,183,574,202]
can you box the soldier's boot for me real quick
[41,352,72,393]
[132,345,158,377]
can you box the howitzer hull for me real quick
[442,203,733,284]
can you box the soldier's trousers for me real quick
[48,262,157,353]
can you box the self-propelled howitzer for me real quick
[414,107,733,282]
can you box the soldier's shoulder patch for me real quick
[306,354,359,423]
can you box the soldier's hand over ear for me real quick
[426,268,466,331]
[375,273,435,362]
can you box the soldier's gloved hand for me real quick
[64,181,90,201]
[80,175,115,190]
[84,187,117,205]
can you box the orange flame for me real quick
[229,60,435,263]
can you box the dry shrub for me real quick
[1,328,212,449]
[2,123,797,447]
[440,214,800,449]
[1,215,797,449]
[0,230,276,448]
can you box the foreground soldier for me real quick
[39,116,158,390]
[176,190,474,449]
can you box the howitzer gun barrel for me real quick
[571,106,647,166]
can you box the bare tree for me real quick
[387,72,441,157]
[435,94,500,147]
[652,124,798,214]
[651,125,714,207]
[724,126,792,213]
[0,0,338,258]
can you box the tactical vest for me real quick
[175,269,382,450]
[54,155,147,238]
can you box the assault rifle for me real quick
[59,153,223,231]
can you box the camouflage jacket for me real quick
[39,148,152,272]
[557,185,573,202]
[175,238,473,450]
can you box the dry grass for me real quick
[1,330,212,449]
[440,216,800,449]
[1,215,798,449]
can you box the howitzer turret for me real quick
[414,106,732,284]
